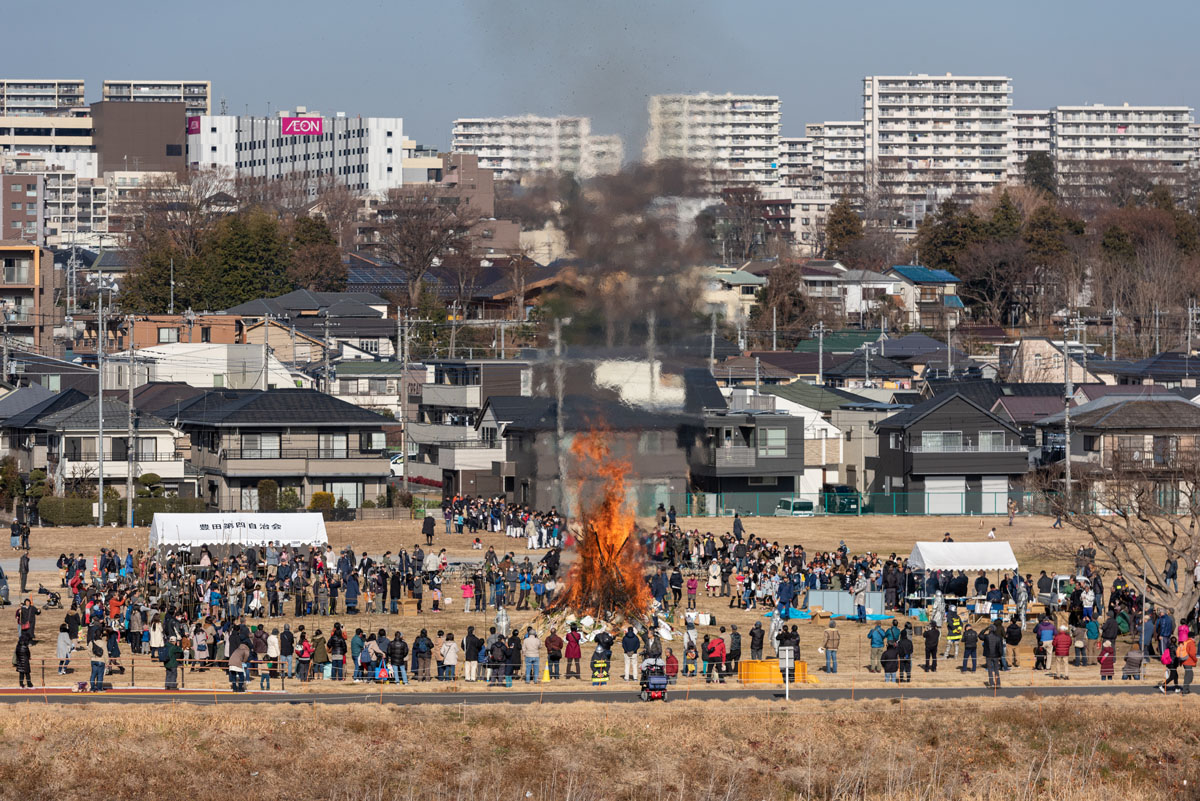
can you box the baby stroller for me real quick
[639,658,668,701]
[38,584,62,610]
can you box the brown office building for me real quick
[90,101,186,175]
[0,239,64,358]
[0,174,45,246]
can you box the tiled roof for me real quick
[35,398,170,431]
[793,330,886,354]
[762,382,870,413]
[504,395,697,433]
[0,384,55,419]
[1038,396,1200,430]
[175,389,393,427]
[876,392,1018,433]
[823,352,915,378]
[888,265,960,284]
[991,395,1069,424]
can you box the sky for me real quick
[7,0,1199,156]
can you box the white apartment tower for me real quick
[186,109,406,195]
[1009,109,1052,177]
[644,93,781,188]
[863,74,1012,214]
[806,121,867,197]
[0,80,85,116]
[102,80,211,116]
[450,115,622,181]
[778,137,812,189]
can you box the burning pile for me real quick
[549,431,653,621]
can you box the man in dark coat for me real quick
[422,515,436,546]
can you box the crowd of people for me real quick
[8,495,1200,695]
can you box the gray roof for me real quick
[876,392,1019,434]
[1036,395,1200,430]
[35,398,170,431]
[0,384,56,419]
[175,389,393,427]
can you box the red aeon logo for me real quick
[281,117,323,135]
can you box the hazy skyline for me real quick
[7,0,1198,154]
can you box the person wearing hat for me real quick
[163,635,184,690]
[1098,639,1116,680]
[564,622,583,680]
[1051,625,1073,679]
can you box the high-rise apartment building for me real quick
[644,93,781,188]
[0,239,64,356]
[451,115,622,180]
[778,137,812,189]
[1009,109,1052,176]
[186,108,406,194]
[806,121,867,197]
[0,80,85,116]
[863,74,1012,215]
[102,80,211,116]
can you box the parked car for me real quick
[821,484,861,514]
[774,498,815,517]
[389,453,405,477]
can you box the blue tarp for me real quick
[764,608,812,620]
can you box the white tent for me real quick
[149,513,329,550]
[907,541,1018,572]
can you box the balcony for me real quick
[710,445,757,468]
[422,384,482,408]
[56,452,189,480]
[208,447,389,478]
[433,440,506,471]
[907,443,1028,476]
[1103,447,1200,472]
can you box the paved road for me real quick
[0,683,1171,706]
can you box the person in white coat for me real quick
[439,634,459,681]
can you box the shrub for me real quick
[361,499,376,509]
[138,473,162,488]
[39,496,95,526]
[104,497,206,527]
[396,491,414,509]
[257,479,279,512]
[308,491,335,512]
[279,488,301,511]
[335,496,350,510]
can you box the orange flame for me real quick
[549,430,653,620]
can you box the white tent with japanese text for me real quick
[149,512,329,550]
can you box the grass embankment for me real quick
[0,697,1195,800]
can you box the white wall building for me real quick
[644,93,781,188]
[107,344,310,391]
[1009,109,1052,176]
[806,121,866,197]
[186,109,406,195]
[863,74,1012,208]
[450,115,622,180]
[778,136,812,189]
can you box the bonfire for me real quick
[547,431,653,622]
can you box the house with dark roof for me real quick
[495,395,699,514]
[711,356,795,387]
[173,389,395,511]
[885,265,963,330]
[793,329,885,355]
[875,393,1029,514]
[822,351,916,390]
[990,395,1070,446]
[1034,396,1200,502]
[31,397,194,498]
[1002,337,1108,384]
[0,388,88,475]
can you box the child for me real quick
[1033,639,1047,671]
[686,576,698,610]
[461,581,474,613]
[472,537,483,550]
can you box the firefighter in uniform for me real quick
[943,609,964,661]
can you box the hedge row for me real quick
[38,496,206,527]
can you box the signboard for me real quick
[186,116,201,135]
[149,512,330,549]
[281,116,324,136]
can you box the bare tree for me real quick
[373,188,477,310]
[124,168,235,263]
[312,182,361,250]
[1048,471,1200,622]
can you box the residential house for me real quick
[70,313,241,357]
[701,266,765,324]
[496,395,696,515]
[329,360,423,421]
[407,358,532,491]
[173,388,395,511]
[34,397,194,498]
[711,356,794,388]
[884,265,963,330]
[762,381,869,420]
[0,387,87,476]
[830,401,908,497]
[793,329,886,355]
[750,351,849,383]
[689,408,808,515]
[226,289,396,360]
[799,265,901,325]
[1001,337,1108,385]
[822,350,916,390]
[990,395,1069,447]
[1093,352,1200,389]
[740,388,843,494]
[1035,395,1200,511]
[241,319,327,365]
[875,393,1028,514]
[106,343,310,391]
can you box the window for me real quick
[359,431,386,452]
[1083,435,1099,452]
[339,378,358,395]
[889,433,901,450]
[368,378,387,394]
[200,326,211,343]
[747,476,778,486]
[165,144,183,157]
[319,433,348,459]
[638,431,664,453]
[2,258,30,284]
[757,427,787,458]
[921,431,962,452]
[240,486,259,512]
[977,430,1005,451]
[240,432,280,459]
[323,481,363,507]
[157,327,179,343]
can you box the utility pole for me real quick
[708,311,717,374]
[946,319,953,376]
[553,318,568,514]
[811,321,827,386]
[168,257,175,315]
[1154,304,1161,354]
[754,355,761,393]
[1062,318,1084,510]
[499,322,506,360]
[1110,300,1118,360]
[399,311,410,494]
[126,334,136,529]
[260,315,274,391]
[646,310,657,405]
[96,265,105,528]
[864,343,872,388]
[320,312,338,393]
[1,304,9,382]
[449,302,458,357]
[771,307,777,351]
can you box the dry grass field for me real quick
[1,512,1101,692]
[0,696,1194,800]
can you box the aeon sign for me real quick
[186,116,201,135]
[281,117,324,135]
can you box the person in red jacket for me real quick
[563,623,583,680]
[1097,640,1115,680]
[705,634,726,684]
[1051,625,1072,679]
[665,649,679,683]
[1180,625,1197,694]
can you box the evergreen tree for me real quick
[1022,151,1056,196]
[824,197,863,262]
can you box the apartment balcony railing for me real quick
[709,445,757,468]
[219,448,384,460]
[907,443,1026,453]
[1104,448,1200,471]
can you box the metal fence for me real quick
[657,491,1054,518]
